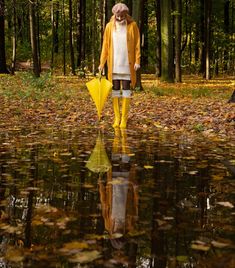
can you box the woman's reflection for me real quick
[98,129,138,250]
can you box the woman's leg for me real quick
[120,80,131,128]
[112,80,121,128]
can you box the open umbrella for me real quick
[86,133,111,173]
[86,74,113,120]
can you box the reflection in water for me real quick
[99,129,138,253]
[0,128,234,267]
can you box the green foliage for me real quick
[20,71,53,90]
[193,123,205,132]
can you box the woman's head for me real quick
[112,3,129,22]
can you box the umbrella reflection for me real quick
[85,132,112,174]
[98,129,138,250]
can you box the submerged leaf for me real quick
[68,250,101,263]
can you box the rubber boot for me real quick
[120,98,130,129]
[120,129,130,155]
[112,97,120,128]
[112,128,121,154]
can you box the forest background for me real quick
[0,0,234,138]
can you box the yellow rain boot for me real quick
[112,97,120,128]
[112,128,121,154]
[120,129,130,155]
[120,98,130,129]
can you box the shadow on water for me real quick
[0,127,234,267]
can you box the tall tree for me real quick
[160,0,174,82]
[132,0,144,90]
[205,0,211,80]
[174,0,182,82]
[223,0,230,71]
[29,0,40,77]
[11,0,17,74]
[154,0,161,78]
[106,0,115,23]
[0,0,9,73]
[69,0,75,74]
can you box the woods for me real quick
[0,0,234,82]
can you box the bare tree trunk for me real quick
[132,0,144,90]
[199,0,205,75]
[205,0,211,80]
[223,0,229,72]
[62,0,66,75]
[51,0,55,70]
[11,0,17,74]
[154,0,161,78]
[80,0,86,69]
[175,0,182,82]
[91,0,96,75]
[29,0,40,77]
[0,0,9,73]
[160,0,174,82]
[69,0,75,75]
[106,0,115,23]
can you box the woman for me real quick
[99,3,141,128]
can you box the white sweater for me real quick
[112,21,130,76]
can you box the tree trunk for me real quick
[199,0,205,75]
[91,0,96,75]
[69,0,75,74]
[50,0,55,70]
[174,0,182,82]
[160,0,174,82]
[142,3,148,68]
[205,0,211,80]
[11,0,17,74]
[62,0,66,75]
[154,0,161,77]
[29,0,40,77]
[132,0,144,90]
[0,0,9,73]
[223,0,229,72]
[106,0,115,23]
[80,0,86,70]
[54,1,59,53]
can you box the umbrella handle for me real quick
[98,70,102,80]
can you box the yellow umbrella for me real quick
[86,133,111,173]
[86,75,113,120]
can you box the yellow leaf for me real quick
[144,165,154,169]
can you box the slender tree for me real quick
[29,0,40,77]
[62,0,66,75]
[160,0,174,82]
[174,0,182,82]
[69,0,75,74]
[132,0,144,90]
[11,0,17,74]
[154,0,161,78]
[205,0,211,80]
[0,0,9,73]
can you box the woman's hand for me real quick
[134,63,140,71]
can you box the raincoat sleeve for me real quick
[99,24,110,68]
[133,22,141,65]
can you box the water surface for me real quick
[0,127,234,267]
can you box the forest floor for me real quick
[0,72,234,142]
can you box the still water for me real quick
[0,127,234,267]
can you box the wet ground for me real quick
[0,127,234,267]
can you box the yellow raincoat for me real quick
[99,15,141,88]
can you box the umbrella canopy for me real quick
[86,76,113,120]
[86,133,111,173]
